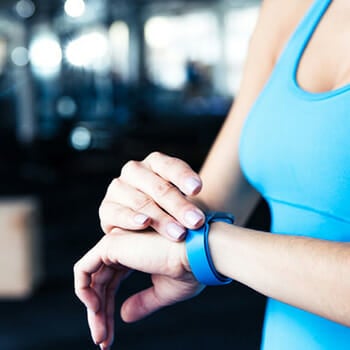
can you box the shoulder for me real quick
[251,0,314,62]
[236,0,315,98]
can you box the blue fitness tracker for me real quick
[185,212,235,286]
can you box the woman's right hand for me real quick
[99,152,206,241]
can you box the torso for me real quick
[239,1,350,348]
[275,0,350,94]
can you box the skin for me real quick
[75,0,350,348]
[74,230,202,349]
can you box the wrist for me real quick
[207,221,235,278]
[185,212,235,285]
[180,241,192,274]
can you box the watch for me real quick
[185,211,235,286]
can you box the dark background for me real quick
[0,0,269,349]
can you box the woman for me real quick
[74,0,350,349]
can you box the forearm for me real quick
[194,181,260,226]
[195,105,261,226]
[208,222,350,326]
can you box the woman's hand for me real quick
[99,152,206,241]
[74,228,203,349]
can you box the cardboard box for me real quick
[0,197,42,298]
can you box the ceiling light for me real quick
[64,0,86,18]
[29,35,62,76]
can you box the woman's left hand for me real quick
[74,229,203,349]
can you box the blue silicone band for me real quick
[185,212,235,286]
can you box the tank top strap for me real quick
[273,0,332,77]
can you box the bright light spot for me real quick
[29,35,62,76]
[65,31,109,70]
[109,21,129,41]
[145,17,172,49]
[145,12,220,90]
[57,96,77,118]
[11,46,29,66]
[15,0,35,18]
[70,127,91,151]
[109,21,129,80]
[64,0,86,18]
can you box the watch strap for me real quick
[185,211,234,286]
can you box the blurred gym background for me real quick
[0,0,270,349]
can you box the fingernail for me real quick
[185,177,201,194]
[185,210,204,226]
[134,214,149,225]
[167,222,186,240]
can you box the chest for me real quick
[239,0,350,225]
[292,1,350,93]
[239,89,350,223]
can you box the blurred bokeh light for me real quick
[0,1,268,349]
[64,0,86,18]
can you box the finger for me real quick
[86,261,130,347]
[105,177,190,240]
[143,152,202,196]
[99,200,151,234]
[74,247,104,312]
[100,271,127,349]
[120,285,168,323]
[105,178,189,239]
[89,265,115,345]
[103,188,186,241]
[120,161,205,233]
[87,308,107,346]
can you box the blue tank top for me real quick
[239,0,350,349]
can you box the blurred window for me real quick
[109,21,130,82]
[145,11,220,90]
[65,26,110,73]
[225,5,260,94]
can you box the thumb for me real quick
[121,286,167,323]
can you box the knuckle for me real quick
[98,201,113,220]
[74,286,84,301]
[133,194,154,211]
[110,177,122,189]
[153,181,175,199]
[74,287,80,298]
[73,261,80,275]
[163,155,178,168]
[100,219,111,234]
[98,205,113,227]
[121,160,139,177]
[98,203,106,220]
[105,178,121,197]
[145,151,163,163]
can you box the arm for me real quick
[196,0,314,225]
[206,222,350,326]
[74,219,350,349]
[98,0,314,238]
